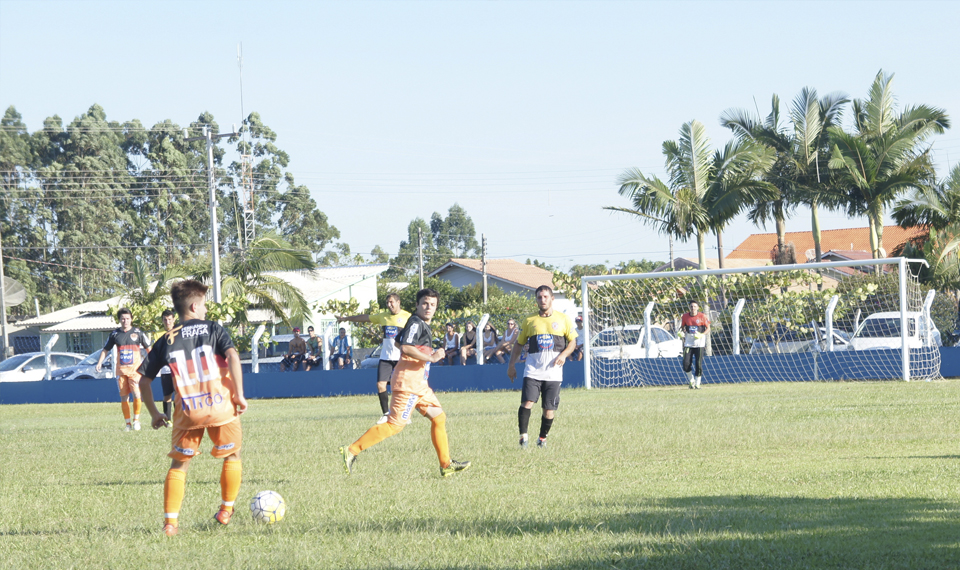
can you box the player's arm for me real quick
[138,373,167,428]
[225,347,247,414]
[506,341,524,382]
[553,336,578,367]
[337,314,372,323]
[400,343,443,363]
[95,338,114,372]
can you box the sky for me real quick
[2,0,959,273]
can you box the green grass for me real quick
[2,380,960,569]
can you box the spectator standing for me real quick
[330,327,353,369]
[570,317,585,361]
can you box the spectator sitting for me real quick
[490,318,519,364]
[304,326,322,371]
[481,324,499,363]
[570,317,584,361]
[329,327,353,369]
[459,321,477,365]
[442,322,460,365]
[280,327,307,371]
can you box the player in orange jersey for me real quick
[138,280,248,536]
[339,288,470,478]
[96,307,151,431]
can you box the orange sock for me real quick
[430,412,451,467]
[164,469,187,526]
[349,422,402,455]
[220,460,242,511]
[133,398,142,417]
[121,400,131,422]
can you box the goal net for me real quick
[581,258,942,388]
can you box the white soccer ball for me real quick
[250,490,285,524]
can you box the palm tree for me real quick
[892,164,960,276]
[191,233,316,327]
[721,88,848,263]
[608,120,775,270]
[829,70,950,258]
[126,258,188,307]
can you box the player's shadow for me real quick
[328,494,960,569]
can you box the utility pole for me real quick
[185,125,238,303]
[482,234,488,304]
[417,227,425,289]
[0,229,8,359]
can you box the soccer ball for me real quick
[250,490,285,524]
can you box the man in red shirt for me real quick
[679,300,710,389]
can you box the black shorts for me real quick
[521,378,561,411]
[282,354,304,368]
[160,374,174,398]
[377,359,398,385]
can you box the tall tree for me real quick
[610,120,775,270]
[829,70,950,258]
[430,203,480,257]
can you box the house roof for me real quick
[264,264,388,303]
[16,295,126,328]
[653,258,773,272]
[428,258,556,291]
[42,315,123,334]
[727,225,928,263]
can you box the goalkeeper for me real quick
[678,300,710,389]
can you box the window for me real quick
[68,332,93,354]
[13,336,41,354]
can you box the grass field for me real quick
[2,380,960,569]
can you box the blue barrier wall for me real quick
[4,348,959,406]
[0,361,586,405]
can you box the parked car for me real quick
[0,352,86,382]
[590,325,683,359]
[850,311,942,350]
[360,345,382,369]
[749,326,852,354]
[48,349,117,381]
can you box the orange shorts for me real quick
[117,371,141,397]
[388,389,442,426]
[168,417,242,461]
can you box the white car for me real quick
[749,327,852,354]
[48,349,117,381]
[0,352,86,382]
[850,311,942,350]
[590,325,683,359]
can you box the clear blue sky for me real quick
[2,0,958,271]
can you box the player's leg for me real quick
[518,377,541,448]
[128,374,143,430]
[376,360,394,423]
[117,377,132,431]
[421,393,470,476]
[682,348,695,388]
[693,348,703,388]
[163,427,203,535]
[340,392,412,473]
[537,381,561,448]
[209,419,243,525]
[161,374,174,421]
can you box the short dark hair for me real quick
[535,285,554,297]
[385,292,401,303]
[416,288,439,304]
[116,307,132,319]
[161,309,176,319]
[689,300,700,307]
[171,279,208,318]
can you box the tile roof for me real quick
[727,225,928,263]
[429,258,556,290]
[42,315,123,333]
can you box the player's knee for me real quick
[430,411,447,428]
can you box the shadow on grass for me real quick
[327,494,960,569]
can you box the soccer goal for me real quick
[581,258,941,388]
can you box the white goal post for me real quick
[581,258,941,389]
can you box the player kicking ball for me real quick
[339,288,470,478]
[137,280,248,536]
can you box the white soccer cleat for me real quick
[695,376,702,389]
[124,423,132,432]
[133,420,141,431]
[376,413,389,425]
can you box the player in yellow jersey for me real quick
[338,292,411,423]
[507,285,577,449]
[339,288,470,477]
[138,280,248,536]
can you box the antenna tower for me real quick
[238,43,255,248]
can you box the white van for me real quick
[590,325,683,359]
[849,311,942,350]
